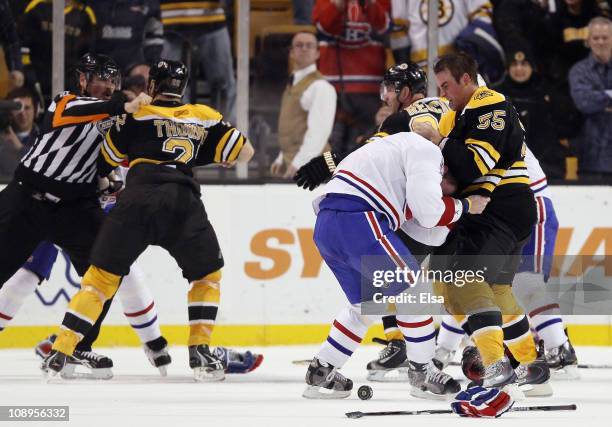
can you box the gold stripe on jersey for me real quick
[466,87,506,110]
[101,132,126,167]
[214,128,243,162]
[133,104,222,122]
[161,1,222,10]
[25,0,47,14]
[466,138,500,170]
[439,110,457,137]
[162,15,226,25]
[129,158,165,168]
[410,44,455,65]
[227,135,246,162]
[467,147,490,175]
[364,131,389,144]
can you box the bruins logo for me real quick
[474,90,494,101]
[419,0,454,27]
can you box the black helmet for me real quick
[149,59,189,98]
[76,53,121,89]
[382,62,427,96]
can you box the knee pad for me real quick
[82,266,121,300]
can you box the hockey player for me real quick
[42,59,255,382]
[0,53,150,377]
[435,148,579,380]
[295,64,451,387]
[302,129,490,399]
[412,52,540,390]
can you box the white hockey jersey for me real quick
[525,146,551,199]
[314,132,465,231]
[390,0,493,65]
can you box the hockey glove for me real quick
[451,385,514,418]
[294,151,341,191]
[212,347,264,374]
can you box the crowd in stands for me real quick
[1,0,612,183]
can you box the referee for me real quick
[0,53,149,356]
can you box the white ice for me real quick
[1,345,611,427]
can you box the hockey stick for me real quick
[346,404,577,419]
[446,360,612,370]
[292,359,312,366]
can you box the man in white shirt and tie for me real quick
[271,31,337,179]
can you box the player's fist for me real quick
[125,92,152,113]
[465,195,490,214]
[412,122,443,145]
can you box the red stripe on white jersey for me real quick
[338,169,401,228]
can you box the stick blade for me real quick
[346,411,364,419]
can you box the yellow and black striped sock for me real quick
[188,270,221,346]
[53,266,121,355]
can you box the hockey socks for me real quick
[396,315,436,364]
[118,268,162,345]
[53,266,120,355]
[317,306,368,368]
[529,304,568,350]
[0,268,39,331]
[188,271,221,346]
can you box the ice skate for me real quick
[41,350,68,379]
[302,357,353,399]
[547,340,580,380]
[366,339,410,382]
[61,350,114,380]
[433,345,456,370]
[516,341,553,397]
[408,360,461,400]
[189,344,225,382]
[144,345,172,377]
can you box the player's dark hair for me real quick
[434,52,478,84]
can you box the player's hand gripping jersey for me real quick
[98,101,246,186]
[438,86,530,197]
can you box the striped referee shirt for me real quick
[14,91,127,200]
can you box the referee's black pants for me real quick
[0,180,112,351]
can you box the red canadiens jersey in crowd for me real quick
[313,0,391,94]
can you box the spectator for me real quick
[0,0,24,93]
[493,49,568,178]
[271,32,336,179]
[494,0,557,75]
[160,0,236,123]
[314,0,391,153]
[19,0,95,100]
[90,0,163,74]
[122,63,150,100]
[569,16,612,179]
[0,86,38,177]
[547,0,606,84]
[391,0,504,83]
[293,0,314,24]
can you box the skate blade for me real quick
[302,385,351,399]
[193,367,225,382]
[501,383,526,401]
[409,386,451,401]
[60,365,113,380]
[520,381,553,397]
[158,366,168,377]
[366,368,409,382]
[551,365,580,381]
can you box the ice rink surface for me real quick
[1,345,611,427]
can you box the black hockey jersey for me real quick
[438,86,530,197]
[99,100,247,188]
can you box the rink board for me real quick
[1,184,611,347]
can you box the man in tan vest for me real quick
[271,31,336,179]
